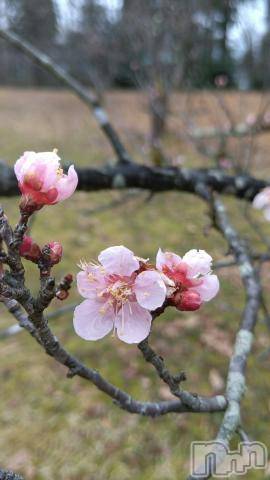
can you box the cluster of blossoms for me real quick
[14,150,220,345]
[74,246,219,344]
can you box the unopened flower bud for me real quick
[43,241,63,266]
[64,273,73,284]
[56,273,73,301]
[19,235,42,263]
[56,290,69,301]
[173,290,201,311]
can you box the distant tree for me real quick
[7,0,58,85]
[63,0,113,89]
[0,0,262,93]
[248,0,270,89]
[191,0,250,87]
[112,0,197,164]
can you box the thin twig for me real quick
[138,339,222,411]
[0,301,77,340]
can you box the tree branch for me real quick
[188,196,262,479]
[0,161,268,201]
[213,251,270,270]
[0,470,24,480]
[0,300,77,340]
[189,120,270,141]
[138,338,225,411]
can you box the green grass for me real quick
[0,89,269,479]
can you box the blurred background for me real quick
[0,0,269,89]
[0,1,270,479]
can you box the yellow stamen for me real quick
[87,272,96,282]
[107,283,131,303]
[56,167,63,177]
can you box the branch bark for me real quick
[188,196,261,479]
[0,470,24,480]
[0,161,268,201]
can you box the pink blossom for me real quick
[263,111,270,125]
[246,113,256,126]
[14,150,78,207]
[253,188,270,220]
[219,157,232,170]
[73,246,167,344]
[214,74,228,88]
[156,248,219,311]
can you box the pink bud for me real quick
[56,290,69,300]
[246,113,256,126]
[64,273,73,284]
[173,290,202,311]
[263,112,270,125]
[55,273,73,300]
[46,241,63,265]
[19,236,42,263]
[214,74,228,88]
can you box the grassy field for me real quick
[0,88,269,479]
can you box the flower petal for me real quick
[14,151,36,181]
[253,188,270,210]
[14,151,63,198]
[77,271,96,299]
[98,245,139,276]
[134,270,166,310]
[191,274,219,302]
[77,264,107,299]
[183,249,213,278]
[73,299,113,340]
[264,206,270,221]
[156,248,181,270]
[55,165,78,202]
[115,302,152,344]
[36,152,60,191]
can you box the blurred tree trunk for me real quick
[149,82,168,166]
[219,1,231,63]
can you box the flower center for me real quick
[107,281,132,305]
[56,167,63,178]
[23,171,42,191]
